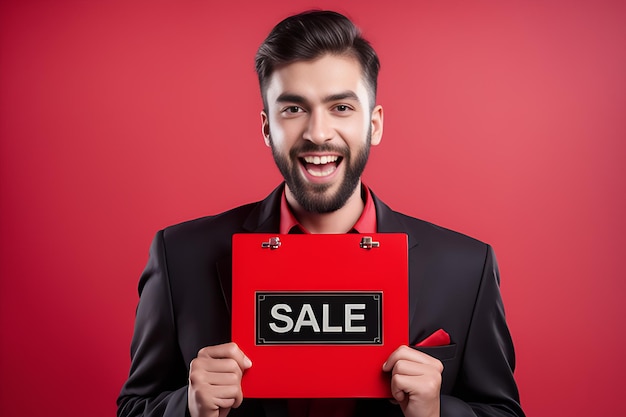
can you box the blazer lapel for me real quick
[372,191,421,334]
[216,257,233,315]
[242,184,284,233]
[216,184,284,315]
[372,190,419,249]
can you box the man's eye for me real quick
[285,106,302,113]
[335,105,350,112]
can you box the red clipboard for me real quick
[231,233,408,398]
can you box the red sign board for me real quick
[232,233,408,398]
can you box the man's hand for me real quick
[188,342,252,417]
[382,345,443,417]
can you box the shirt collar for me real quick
[279,184,377,234]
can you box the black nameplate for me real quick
[256,292,382,345]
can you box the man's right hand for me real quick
[188,342,252,417]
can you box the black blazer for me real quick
[117,184,524,417]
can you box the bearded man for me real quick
[118,10,524,417]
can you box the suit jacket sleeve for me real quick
[443,245,524,417]
[117,231,191,417]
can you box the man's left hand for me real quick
[382,345,443,417]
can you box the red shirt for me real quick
[279,184,377,234]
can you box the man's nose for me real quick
[303,110,333,144]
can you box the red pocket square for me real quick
[415,329,450,347]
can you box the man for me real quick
[117,10,524,417]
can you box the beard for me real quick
[269,132,371,214]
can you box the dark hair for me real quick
[255,10,380,110]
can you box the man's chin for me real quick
[288,181,358,214]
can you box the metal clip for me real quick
[359,236,380,249]
[261,236,281,249]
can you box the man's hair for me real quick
[255,10,380,110]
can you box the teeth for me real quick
[307,165,336,177]
[303,155,339,165]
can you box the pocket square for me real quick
[415,329,450,347]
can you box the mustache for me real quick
[288,142,349,159]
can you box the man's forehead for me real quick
[265,55,369,105]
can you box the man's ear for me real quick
[369,104,384,147]
[261,110,271,147]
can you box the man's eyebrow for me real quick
[323,91,360,103]
[275,93,307,104]
[275,91,361,104]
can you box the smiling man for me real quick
[263,53,382,232]
[117,10,524,417]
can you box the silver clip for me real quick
[261,236,281,249]
[360,236,380,249]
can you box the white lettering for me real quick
[322,304,342,332]
[269,304,293,333]
[345,304,366,332]
[294,304,321,332]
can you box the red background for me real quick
[1,1,624,416]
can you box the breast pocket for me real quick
[412,344,457,362]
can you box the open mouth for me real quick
[300,155,343,178]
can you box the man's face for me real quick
[261,54,383,213]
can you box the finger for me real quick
[200,368,242,386]
[188,370,244,413]
[193,385,238,410]
[197,342,252,370]
[383,345,443,373]
[392,359,438,378]
[192,357,244,377]
[390,371,442,405]
[389,381,407,404]
[232,388,244,409]
[198,378,243,409]
[188,359,244,396]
